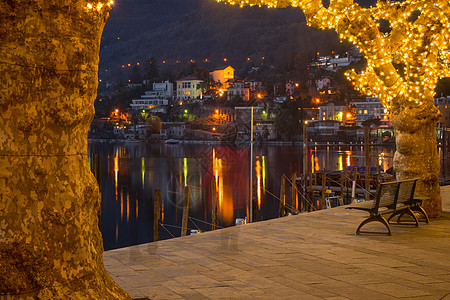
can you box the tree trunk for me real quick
[0,1,130,298]
[392,102,442,218]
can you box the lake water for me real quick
[88,141,403,250]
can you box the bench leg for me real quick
[412,205,430,224]
[388,208,419,227]
[356,215,392,236]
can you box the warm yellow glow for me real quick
[114,148,119,200]
[255,160,262,209]
[141,157,145,189]
[346,150,351,167]
[216,0,450,111]
[184,157,188,186]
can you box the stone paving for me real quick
[104,186,450,300]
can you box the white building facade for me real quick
[130,81,173,113]
[176,76,203,102]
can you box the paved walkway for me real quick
[104,187,450,300]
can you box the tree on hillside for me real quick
[274,100,304,140]
[129,65,142,84]
[143,56,160,84]
[216,0,450,218]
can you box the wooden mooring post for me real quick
[181,186,190,236]
[153,189,161,242]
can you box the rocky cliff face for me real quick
[0,1,129,298]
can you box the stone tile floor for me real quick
[104,186,450,300]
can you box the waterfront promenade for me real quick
[104,187,450,300]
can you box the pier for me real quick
[104,187,450,299]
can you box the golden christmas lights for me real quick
[216,0,450,109]
[86,0,114,11]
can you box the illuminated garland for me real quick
[86,0,114,12]
[215,0,450,109]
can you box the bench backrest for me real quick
[373,181,401,212]
[397,179,418,204]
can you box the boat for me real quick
[164,139,180,144]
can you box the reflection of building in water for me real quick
[202,147,248,224]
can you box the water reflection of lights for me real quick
[114,148,119,200]
[212,148,233,223]
[184,157,188,186]
[262,156,266,191]
[379,152,385,166]
[314,156,320,172]
[345,151,351,167]
[141,157,145,189]
[120,189,123,221]
[255,160,261,209]
[136,199,139,220]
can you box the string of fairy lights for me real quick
[216,0,450,109]
[85,0,114,12]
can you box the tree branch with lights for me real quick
[216,0,450,217]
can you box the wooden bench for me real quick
[346,180,401,236]
[388,179,429,225]
[346,179,429,235]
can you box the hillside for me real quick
[99,0,378,80]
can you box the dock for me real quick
[104,187,450,299]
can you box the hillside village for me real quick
[90,49,450,144]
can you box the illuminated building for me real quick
[176,76,203,102]
[227,81,250,102]
[435,96,450,128]
[210,66,235,83]
[351,97,391,127]
[315,77,331,91]
[130,81,173,113]
[318,101,347,122]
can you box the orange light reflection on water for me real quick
[345,151,351,167]
[255,160,261,209]
[114,148,119,200]
[212,148,233,223]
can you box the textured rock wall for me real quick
[0,1,130,298]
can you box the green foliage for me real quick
[129,65,142,84]
[94,85,146,117]
[146,115,162,134]
[143,57,160,84]
[361,118,381,128]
